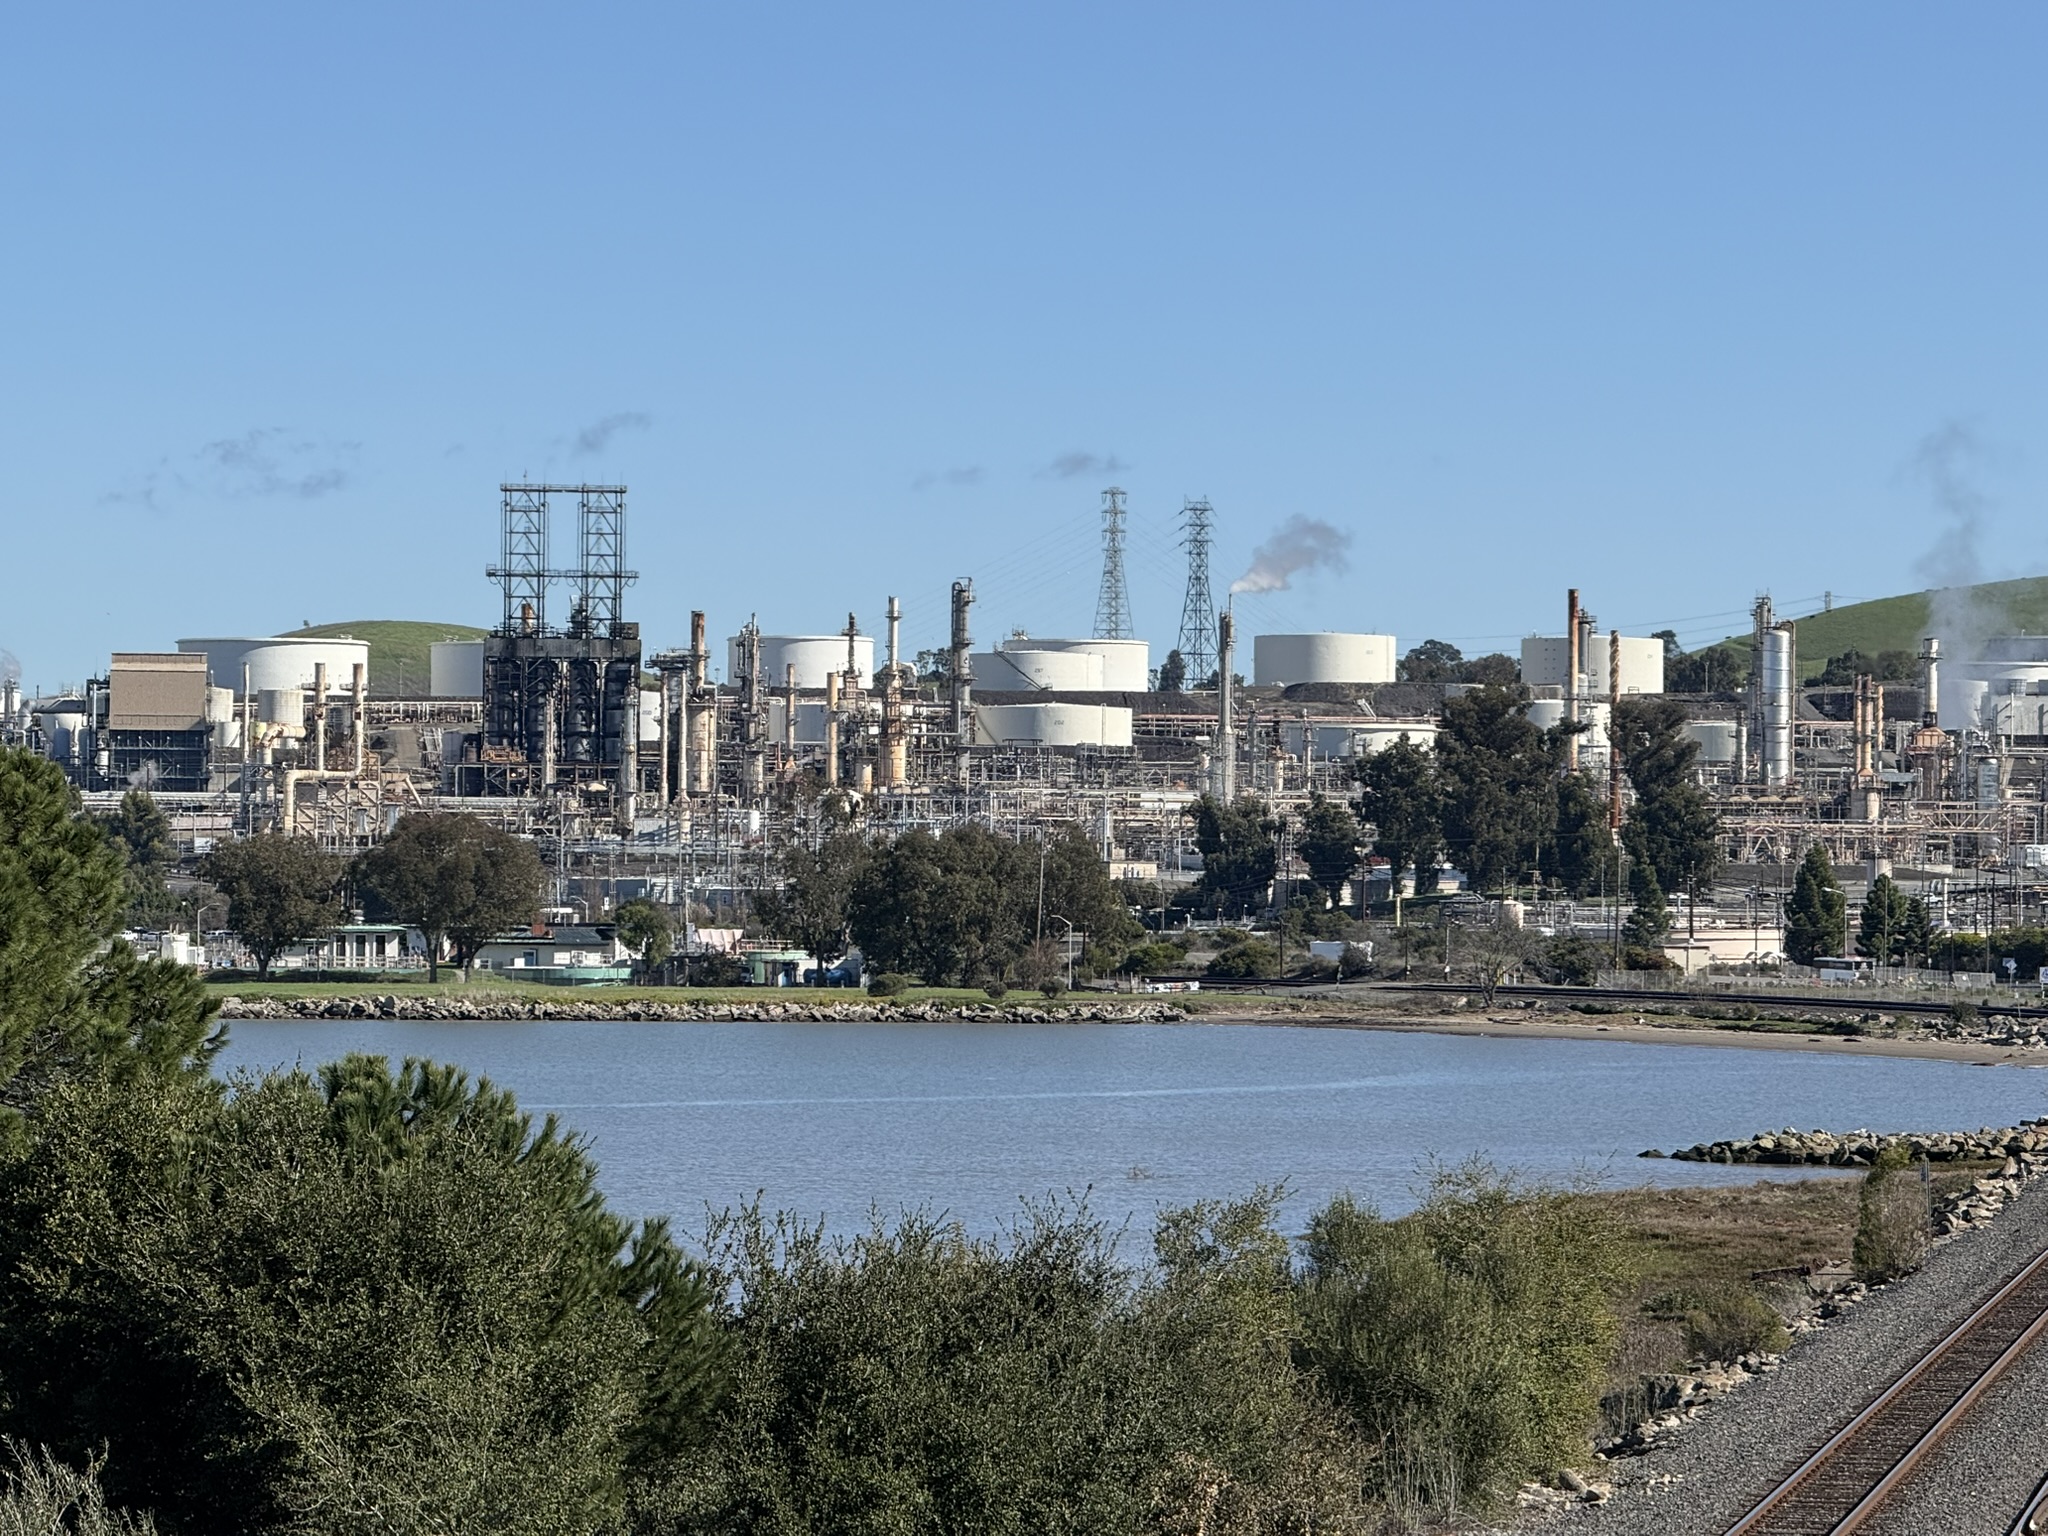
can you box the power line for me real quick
[1093,487,1133,639]
[1176,498,1217,680]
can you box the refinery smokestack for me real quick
[1920,636,1940,728]
[1216,607,1236,803]
[950,580,975,784]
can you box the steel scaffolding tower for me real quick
[1176,498,1217,684]
[576,485,633,631]
[1093,486,1133,640]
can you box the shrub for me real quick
[1039,979,1068,1001]
[1295,1165,1632,1514]
[1533,936,1604,987]
[1296,956,1340,981]
[1854,1144,1931,1283]
[1337,942,1375,978]
[1206,941,1281,980]
[867,972,915,997]
[1645,1286,1788,1362]
[983,981,1009,1001]
[0,1443,155,1534]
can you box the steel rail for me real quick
[1725,1246,2048,1535]
[2009,1470,2048,1536]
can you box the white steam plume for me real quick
[1912,422,2002,676]
[1230,516,1353,595]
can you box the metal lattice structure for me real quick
[490,485,551,632]
[1093,487,1133,640]
[1176,498,1217,683]
[576,486,633,632]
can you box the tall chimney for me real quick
[1920,636,1940,728]
[1565,589,1581,771]
[825,671,841,787]
[1217,608,1237,802]
[950,580,975,784]
[1607,629,1622,830]
[351,662,366,776]
[312,661,327,772]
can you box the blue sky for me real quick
[4,3,2045,689]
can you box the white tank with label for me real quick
[970,648,1106,691]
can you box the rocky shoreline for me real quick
[213,993,1192,1025]
[1653,1121,2048,1171]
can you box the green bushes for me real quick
[1853,1144,1931,1284]
[1295,1167,1631,1513]
[0,1443,155,1535]
[866,971,915,997]
[1206,940,1281,979]
[1643,1285,1788,1361]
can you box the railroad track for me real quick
[1364,979,2048,1022]
[2009,1470,2048,1536]
[1725,1245,2048,1534]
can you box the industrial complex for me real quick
[4,478,2044,964]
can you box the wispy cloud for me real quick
[105,428,359,508]
[913,466,985,492]
[572,412,652,456]
[1042,450,1127,480]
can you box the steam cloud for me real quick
[912,466,984,491]
[1911,421,2002,677]
[572,412,652,456]
[0,649,18,687]
[107,429,358,507]
[1229,516,1353,595]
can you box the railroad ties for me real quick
[1727,1247,2048,1534]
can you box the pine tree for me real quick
[1623,864,1671,951]
[1784,844,1846,964]
[1855,874,1913,964]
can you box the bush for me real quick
[0,1443,155,1534]
[1295,1166,1632,1513]
[1337,942,1375,979]
[1206,941,1281,980]
[1038,979,1067,1001]
[1854,1144,1931,1283]
[867,972,915,997]
[1295,956,1340,981]
[644,1197,1365,1534]
[1533,936,1604,987]
[1645,1286,1788,1362]
[983,981,1009,1001]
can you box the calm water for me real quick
[215,1020,2048,1238]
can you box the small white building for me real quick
[473,924,632,982]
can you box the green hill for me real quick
[1715,576,2048,683]
[287,620,489,697]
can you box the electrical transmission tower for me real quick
[1093,486,1133,639]
[1176,498,1217,683]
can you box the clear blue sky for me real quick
[4,3,2044,690]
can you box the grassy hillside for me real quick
[287,620,489,697]
[1727,576,2048,682]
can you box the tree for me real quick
[101,790,180,929]
[1435,687,1561,893]
[0,1058,725,1534]
[1623,864,1671,952]
[1664,642,1749,695]
[1899,895,1934,968]
[1186,796,1278,919]
[1550,773,1618,899]
[1294,794,1360,911]
[355,814,546,979]
[1611,697,1723,925]
[1460,653,1521,686]
[1856,874,1913,964]
[1354,734,1443,898]
[200,835,345,979]
[1397,639,1463,685]
[758,832,873,976]
[1156,649,1188,693]
[1783,844,1846,964]
[1457,919,1540,1005]
[0,748,220,1107]
[615,899,674,975]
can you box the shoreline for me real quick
[1220,1008,2048,1067]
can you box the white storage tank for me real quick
[258,689,304,727]
[1519,634,1663,695]
[974,703,1135,747]
[1252,633,1397,686]
[638,689,663,744]
[970,648,1106,691]
[430,640,486,698]
[177,636,371,696]
[731,634,875,690]
[1684,720,1739,764]
[998,637,1149,692]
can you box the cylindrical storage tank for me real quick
[177,636,371,695]
[969,648,1105,691]
[1002,638,1149,692]
[732,635,875,690]
[1252,633,1397,686]
[1525,699,1566,732]
[637,689,663,744]
[34,705,86,766]
[973,703,1134,747]
[258,688,304,727]
[1684,721,1739,764]
[430,640,486,698]
[1760,626,1795,787]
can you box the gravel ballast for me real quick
[1507,1179,2048,1536]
